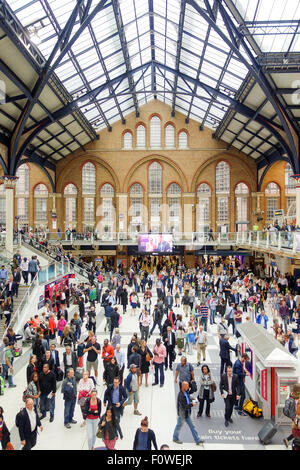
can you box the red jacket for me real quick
[102,344,114,362]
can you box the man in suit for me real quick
[63,345,78,378]
[50,343,61,379]
[110,306,120,341]
[16,398,43,450]
[220,365,241,427]
[163,326,176,371]
[233,354,250,416]
[219,335,236,377]
[103,376,127,421]
[164,292,174,314]
[157,235,171,253]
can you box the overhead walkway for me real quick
[25,231,300,258]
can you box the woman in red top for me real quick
[83,389,102,450]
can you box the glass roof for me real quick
[2,0,300,161]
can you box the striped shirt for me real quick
[200,305,209,318]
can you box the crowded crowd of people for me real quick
[1,250,300,450]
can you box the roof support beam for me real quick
[112,0,139,117]
[8,0,110,174]
[186,0,299,173]
[171,0,186,117]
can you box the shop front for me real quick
[237,323,299,424]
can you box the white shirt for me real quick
[66,353,72,366]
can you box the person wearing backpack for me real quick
[283,383,300,448]
[61,368,77,429]
[15,398,43,450]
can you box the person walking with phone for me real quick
[173,381,204,446]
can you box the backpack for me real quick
[283,396,296,419]
[243,399,263,418]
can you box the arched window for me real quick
[178,131,188,149]
[150,116,161,148]
[165,124,175,148]
[34,184,48,222]
[136,125,146,148]
[235,183,249,195]
[34,184,48,195]
[197,183,211,231]
[100,184,115,237]
[100,183,114,196]
[64,183,78,195]
[235,183,249,232]
[265,182,280,195]
[285,163,296,194]
[216,161,230,193]
[167,183,181,195]
[130,183,144,196]
[82,162,96,194]
[265,182,280,220]
[16,164,29,195]
[123,131,132,150]
[148,162,162,194]
[64,184,77,228]
[197,183,211,195]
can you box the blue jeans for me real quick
[201,317,208,332]
[154,362,164,385]
[173,414,200,443]
[150,320,162,335]
[40,393,55,418]
[210,309,216,324]
[64,397,76,424]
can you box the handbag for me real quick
[96,425,105,439]
[22,389,28,402]
[146,352,151,362]
[211,381,217,393]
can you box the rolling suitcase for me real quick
[258,421,277,445]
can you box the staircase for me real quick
[0,284,29,338]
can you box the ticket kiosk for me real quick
[237,323,299,424]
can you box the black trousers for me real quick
[22,431,37,450]
[198,389,211,416]
[165,345,174,369]
[220,357,232,376]
[224,395,236,421]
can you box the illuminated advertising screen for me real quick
[138,233,173,253]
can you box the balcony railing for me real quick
[8,230,299,254]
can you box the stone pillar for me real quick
[295,184,300,227]
[251,192,264,230]
[0,176,18,254]
[117,193,128,234]
[50,193,61,232]
[183,193,195,241]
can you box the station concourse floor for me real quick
[1,291,290,451]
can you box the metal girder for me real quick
[112,0,139,117]
[186,0,299,172]
[16,62,151,162]
[148,0,156,97]
[10,0,85,174]
[186,0,219,123]
[171,0,186,117]
[257,150,289,191]
[20,157,55,192]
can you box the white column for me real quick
[296,184,300,227]
[1,176,18,254]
